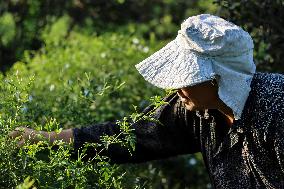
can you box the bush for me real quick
[0,0,217,72]
[0,17,210,188]
[0,21,162,187]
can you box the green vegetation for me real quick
[0,0,217,72]
[0,20,155,188]
[0,17,209,188]
[0,1,218,187]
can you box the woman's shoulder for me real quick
[248,72,284,108]
[252,72,284,88]
[250,72,284,93]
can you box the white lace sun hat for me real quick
[135,14,256,120]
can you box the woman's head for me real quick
[177,80,219,111]
[136,14,255,119]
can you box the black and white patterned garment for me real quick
[73,72,284,188]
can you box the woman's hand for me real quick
[8,127,42,147]
[8,127,74,147]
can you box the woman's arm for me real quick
[72,93,200,163]
[9,93,200,163]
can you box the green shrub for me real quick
[0,16,210,188]
[10,31,163,126]
[0,0,218,72]
[0,25,164,188]
[0,12,16,47]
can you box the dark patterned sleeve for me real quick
[72,93,200,164]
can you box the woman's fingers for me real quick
[17,138,26,148]
[8,127,24,138]
[8,127,31,147]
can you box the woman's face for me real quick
[177,80,219,111]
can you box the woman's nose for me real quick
[177,91,190,103]
[177,90,186,98]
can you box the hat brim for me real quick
[135,36,213,89]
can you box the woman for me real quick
[9,14,284,188]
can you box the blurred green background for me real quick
[0,0,283,188]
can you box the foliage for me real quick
[0,0,217,72]
[0,17,210,187]
[215,0,284,73]
[0,12,16,47]
[16,176,36,189]
[9,26,163,126]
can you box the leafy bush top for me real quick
[0,19,166,188]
